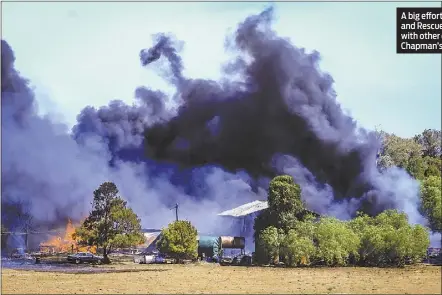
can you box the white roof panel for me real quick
[217,200,268,217]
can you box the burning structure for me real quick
[1,6,438,253]
[39,220,96,254]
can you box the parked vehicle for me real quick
[133,252,164,264]
[219,256,233,266]
[231,254,253,266]
[67,252,104,264]
[428,248,441,258]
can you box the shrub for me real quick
[156,220,198,262]
[258,226,283,264]
[280,229,316,266]
[314,217,360,266]
[349,210,430,266]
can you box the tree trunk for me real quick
[102,247,111,264]
[272,252,279,265]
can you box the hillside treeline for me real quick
[377,129,441,233]
[254,129,441,267]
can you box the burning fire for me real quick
[40,219,96,254]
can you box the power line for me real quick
[1,230,64,235]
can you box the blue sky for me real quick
[2,1,440,138]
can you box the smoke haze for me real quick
[1,7,437,247]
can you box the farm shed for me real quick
[218,200,268,237]
[218,200,320,251]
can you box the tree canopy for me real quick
[156,220,198,262]
[268,175,306,231]
[420,176,442,233]
[348,210,429,266]
[254,174,431,267]
[377,129,441,180]
[258,226,283,264]
[414,129,441,158]
[74,182,144,263]
[376,129,441,230]
[254,175,310,264]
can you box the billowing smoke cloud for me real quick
[1,38,257,239]
[139,33,184,86]
[142,7,424,221]
[1,7,436,248]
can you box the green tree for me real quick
[420,176,442,232]
[280,229,316,267]
[253,209,276,264]
[314,217,360,266]
[156,220,198,263]
[379,133,422,169]
[423,156,441,178]
[254,175,307,264]
[291,213,317,240]
[74,182,144,264]
[409,225,431,263]
[376,129,441,179]
[414,129,441,158]
[406,154,426,180]
[258,226,283,265]
[267,175,306,231]
[349,210,430,266]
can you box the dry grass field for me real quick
[2,262,441,294]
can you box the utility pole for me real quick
[170,203,179,221]
[25,225,29,253]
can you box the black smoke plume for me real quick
[139,33,184,86]
[142,7,423,220]
[1,7,429,249]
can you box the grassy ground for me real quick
[2,262,441,294]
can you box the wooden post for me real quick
[175,203,179,222]
[25,226,29,253]
[170,203,179,221]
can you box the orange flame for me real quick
[40,219,97,254]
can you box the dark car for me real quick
[231,254,253,266]
[67,252,104,264]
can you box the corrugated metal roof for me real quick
[217,200,268,217]
[217,200,320,218]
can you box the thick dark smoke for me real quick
[142,8,423,221]
[139,33,184,86]
[1,7,434,249]
[1,36,257,249]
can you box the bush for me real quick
[156,220,198,262]
[254,175,431,268]
[349,210,430,266]
[314,217,360,266]
[420,176,442,233]
[258,226,283,264]
[280,229,316,266]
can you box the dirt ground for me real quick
[2,262,441,294]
